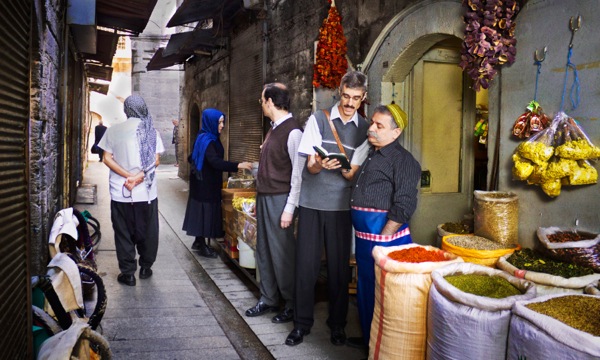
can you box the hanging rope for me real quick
[533,60,542,102]
[559,47,580,111]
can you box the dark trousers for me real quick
[111,199,159,275]
[256,194,296,308]
[293,206,352,330]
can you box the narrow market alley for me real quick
[77,160,365,359]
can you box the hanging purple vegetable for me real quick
[460,0,522,91]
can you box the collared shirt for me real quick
[297,102,368,165]
[268,113,303,214]
[351,141,421,224]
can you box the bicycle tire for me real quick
[78,264,107,331]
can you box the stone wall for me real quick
[29,0,66,274]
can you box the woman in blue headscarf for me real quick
[182,108,252,257]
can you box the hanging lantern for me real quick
[313,0,348,89]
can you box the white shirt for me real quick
[298,103,369,165]
[98,117,165,203]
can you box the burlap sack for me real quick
[369,244,463,360]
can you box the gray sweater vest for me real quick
[299,107,368,211]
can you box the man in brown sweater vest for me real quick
[245,83,304,324]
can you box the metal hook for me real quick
[534,47,547,62]
[568,15,582,48]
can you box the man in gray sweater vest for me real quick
[285,71,370,347]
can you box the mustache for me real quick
[368,131,379,140]
[344,105,355,110]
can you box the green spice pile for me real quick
[507,248,595,278]
[526,296,600,337]
[445,274,522,299]
[446,235,516,250]
[442,222,471,234]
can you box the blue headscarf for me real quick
[191,108,225,172]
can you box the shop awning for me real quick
[166,0,243,29]
[89,82,110,95]
[162,29,219,57]
[146,48,190,71]
[96,0,159,35]
[85,64,114,81]
[81,29,120,66]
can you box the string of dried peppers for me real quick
[459,0,521,91]
[313,0,348,89]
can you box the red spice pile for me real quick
[388,247,448,263]
[547,231,597,243]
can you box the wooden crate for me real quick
[222,188,256,205]
[223,233,239,259]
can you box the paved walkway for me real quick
[77,160,365,359]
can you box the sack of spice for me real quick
[427,263,536,360]
[473,191,519,246]
[537,227,600,273]
[585,280,600,295]
[497,249,600,295]
[436,222,472,248]
[507,294,600,359]
[442,234,520,267]
[369,244,462,360]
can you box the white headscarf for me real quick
[124,95,157,190]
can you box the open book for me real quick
[313,145,351,170]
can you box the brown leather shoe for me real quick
[285,328,310,346]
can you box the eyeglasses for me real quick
[341,93,365,102]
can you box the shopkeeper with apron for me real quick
[348,104,422,349]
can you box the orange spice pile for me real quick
[388,247,448,263]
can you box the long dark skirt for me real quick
[182,197,224,238]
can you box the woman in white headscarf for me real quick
[98,94,165,286]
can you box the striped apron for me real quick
[351,206,412,345]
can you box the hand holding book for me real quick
[313,145,351,170]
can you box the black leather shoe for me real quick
[117,273,136,286]
[330,327,346,346]
[271,308,294,323]
[346,336,367,350]
[285,328,310,346]
[191,239,203,250]
[139,267,153,279]
[198,245,218,258]
[245,301,278,317]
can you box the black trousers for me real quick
[293,206,352,330]
[111,199,159,275]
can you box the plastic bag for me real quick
[512,100,550,139]
[512,112,599,197]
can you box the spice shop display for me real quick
[442,234,519,267]
[427,263,535,360]
[512,112,600,197]
[497,249,600,294]
[459,0,521,91]
[436,221,472,247]
[369,244,462,360]
[537,227,600,272]
[473,191,519,246]
[508,294,600,359]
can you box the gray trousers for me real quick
[255,193,296,309]
[110,199,159,275]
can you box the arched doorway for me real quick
[363,0,484,244]
[188,102,201,157]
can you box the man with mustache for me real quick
[285,71,370,347]
[346,104,421,353]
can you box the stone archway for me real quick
[361,0,464,106]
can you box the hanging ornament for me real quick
[313,0,348,89]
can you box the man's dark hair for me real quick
[340,71,368,92]
[264,83,290,111]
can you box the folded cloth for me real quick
[47,253,83,312]
[48,208,80,258]
[37,318,91,360]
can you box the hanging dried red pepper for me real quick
[313,0,348,89]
